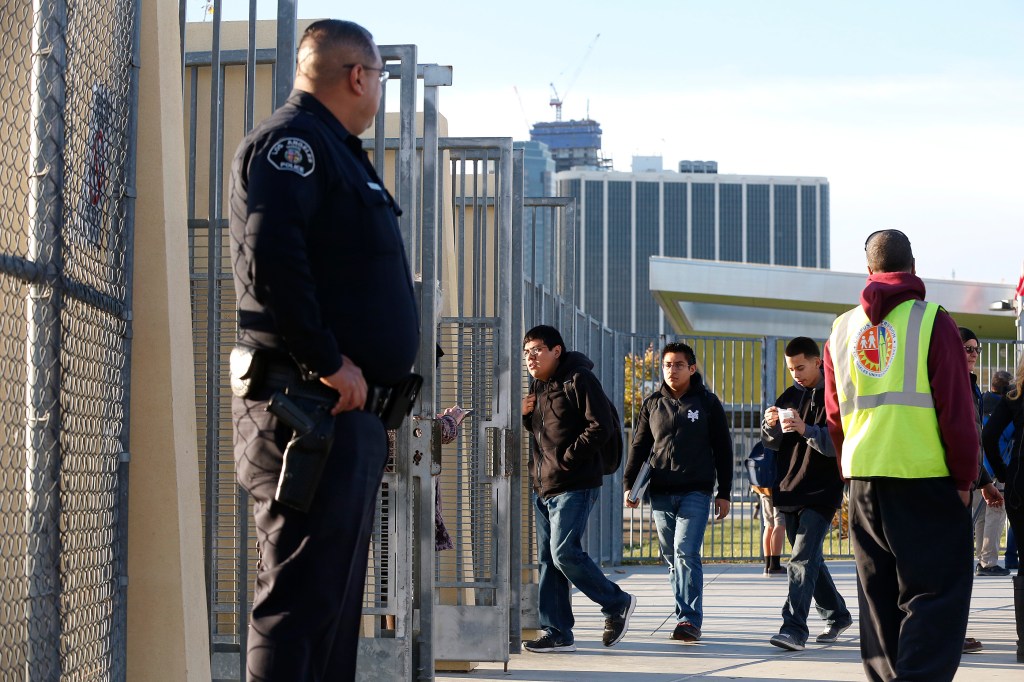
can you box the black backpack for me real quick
[562,379,624,476]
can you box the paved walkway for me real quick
[436,561,1021,681]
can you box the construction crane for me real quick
[549,33,600,121]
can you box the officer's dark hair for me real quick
[991,370,1012,395]
[958,327,978,344]
[662,342,696,366]
[523,325,565,354]
[785,336,821,359]
[865,229,914,273]
[298,20,376,83]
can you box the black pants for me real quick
[850,478,973,682]
[234,395,387,682]
[1006,459,1024,574]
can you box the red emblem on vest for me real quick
[853,321,897,378]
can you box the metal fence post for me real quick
[112,2,143,677]
[25,0,68,676]
[273,0,296,108]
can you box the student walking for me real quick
[623,342,733,642]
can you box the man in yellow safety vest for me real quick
[824,229,978,682]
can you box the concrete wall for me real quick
[127,2,211,679]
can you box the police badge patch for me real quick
[267,137,315,177]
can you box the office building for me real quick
[529,119,611,172]
[557,168,831,334]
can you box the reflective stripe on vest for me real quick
[829,299,949,479]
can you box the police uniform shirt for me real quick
[229,90,419,387]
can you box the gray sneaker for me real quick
[770,632,805,651]
[816,622,852,643]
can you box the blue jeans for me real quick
[650,491,711,628]
[780,508,852,645]
[535,488,629,641]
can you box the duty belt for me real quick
[261,355,392,413]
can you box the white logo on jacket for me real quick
[687,409,699,422]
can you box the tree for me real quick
[623,344,658,426]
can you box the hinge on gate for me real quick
[118,451,130,463]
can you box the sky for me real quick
[188,0,1024,286]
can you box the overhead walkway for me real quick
[438,561,1021,681]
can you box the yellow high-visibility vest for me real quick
[829,299,949,478]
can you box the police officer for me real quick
[228,19,418,682]
[824,229,976,682]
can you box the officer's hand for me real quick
[714,498,730,520]
[624,490,639,509]
[958,490,970,507]
[320,355,367,415]
[782,411,806,436]
[764,406,779,428]
[981,482,1004,508]
[522,394,536,415]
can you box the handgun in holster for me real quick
[267,386,336,512]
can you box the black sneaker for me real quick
[522,632,576,653]
[602,593,637,647]
[671,621,702,642]
[770,632,805,651]
[975,564,1011,577]
[815,621,852,643]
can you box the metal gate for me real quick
[429,138,518,665]
[0,0,140,678]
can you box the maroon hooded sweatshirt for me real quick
[823,272,978,491]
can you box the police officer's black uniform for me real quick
[229,89,418,682]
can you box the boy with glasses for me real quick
[623,342,733,642]
[521,325,636,652]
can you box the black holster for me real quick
[268,386,336,512]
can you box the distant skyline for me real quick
[187,0,1023,286]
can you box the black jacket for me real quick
[523,351,613,499]
[761,374,842,511]
[982,395,1023,487]
[623,373,733,500]
[229,90,419,386]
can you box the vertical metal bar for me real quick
[395,46,418,266]
[455,158,466,318]
[509,147,525,651]
[26,0,67,676]
[204,0,225,652]
[179,0,187,84]
[112,2,143,677]
[413,68,443,682]
[274,0,296,108]
[237,0,259,669]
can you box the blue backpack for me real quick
[744,441,776,488]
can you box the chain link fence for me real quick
[0,1,139,679]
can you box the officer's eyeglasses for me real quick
[663,361,690,371]
[523,346,548,360]
[342,63,390,84]
[963,345,982,355]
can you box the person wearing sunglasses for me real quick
[824,229,979,680]
[228,19,414,682]
[961,327,1009,581]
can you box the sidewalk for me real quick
[436,561,1021,681]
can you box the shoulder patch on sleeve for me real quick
[267,137,315,177]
